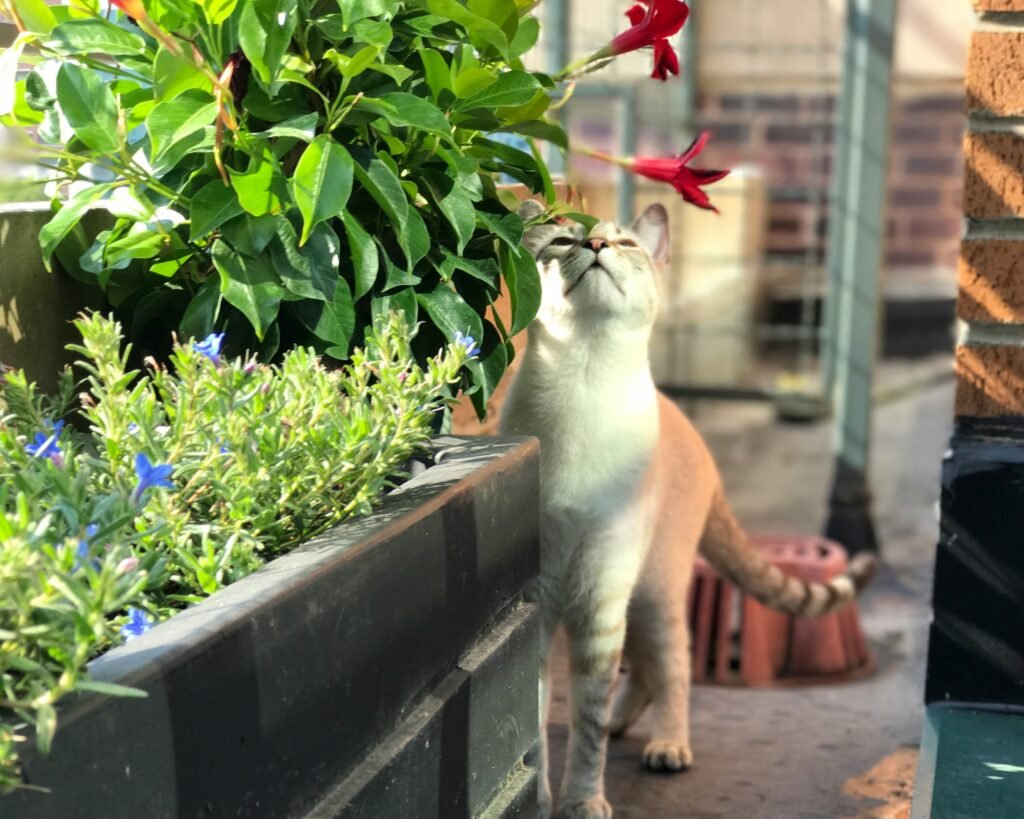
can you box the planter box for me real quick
[5,437,540,819]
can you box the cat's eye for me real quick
[618,239,639,248]
[549,236,577,247]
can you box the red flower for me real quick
[611,0,689,81]
[650,38,680,81]
[628,132,730,212]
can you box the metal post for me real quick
[544,0,570,176]
[618,88,638,225]
[678,0,699,144]
[823,0,897,555]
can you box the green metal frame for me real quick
[822,0,898,554]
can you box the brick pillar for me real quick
[924,0,1024,705]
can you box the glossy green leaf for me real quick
[221,213,278,255]
[55,62,119,153]
[419,48,453,102]
[341,0,397,27]
[294,278,354,352]
[199,0,238,25]
[228,148,284,217]
[239,0,298,86]
[190,180,245,241]
[9,0,57,34]
[465,322,509,417]
[341,210,379,299]
[249,112,319,142]
[271,217,338,301]
[379,92,451,137]
[179,277,222,340]
[352,152,428,268]
[212,239,285,340]
[503,243,541,336]
[453,67,497,99]
[291,135,353,245]
[146,90,217,163]
[456,70,540,111]
[417,283,484,350]
[45,18,146,56]
[153,46,212,101]
[508,14,539,59]
[424,0,509,58]
[38,183,116,269]
[476,210,524,248]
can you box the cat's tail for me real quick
[699,491,878,617]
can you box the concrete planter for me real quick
[5,437,540,819]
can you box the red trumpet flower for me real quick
[582,132,729,213]
[613,0,689,80]
[629,132,729,212]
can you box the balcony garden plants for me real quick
[0,0,725,813]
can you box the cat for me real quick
[499,201,877,819]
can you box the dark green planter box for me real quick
[4,437,540,819]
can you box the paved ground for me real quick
[547,358,954,819]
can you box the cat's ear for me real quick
[518,199,553,258]
[631,204,670,266]
[517,199,545,223]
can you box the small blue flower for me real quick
[26,419,65,460]
[132,453,174,502]
[127,422,140,435]
[192,332,225,362]
[120,607,154,642]
[73,523,100,571]
[453,331,480,358]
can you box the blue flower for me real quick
[132,453,174,502]
[127,422,140,435]
[26,419,65,460]
[73,523,100,571]
[453,331,480,358]
[192,332,225,362]
[120,607,153,642]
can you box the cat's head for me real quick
[518,201,669,333]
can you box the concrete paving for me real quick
[547,362,954,819]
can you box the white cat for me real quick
[500,202,876,819]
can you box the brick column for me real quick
[924,0,1024,705]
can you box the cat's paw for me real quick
[642,739,693,772]
[556,795,613,819]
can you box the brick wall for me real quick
[925,1,1024,707]
[694,90,964,277]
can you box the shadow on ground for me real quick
[547,364,952,818]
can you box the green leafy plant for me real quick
[0,311,470,791]
[0,0,574,416]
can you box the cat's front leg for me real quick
[557,606,627,819]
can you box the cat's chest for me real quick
[531,377,659,511]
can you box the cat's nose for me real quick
[588,237,607,252]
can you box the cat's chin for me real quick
[564,265,624,298]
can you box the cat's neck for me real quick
[523,315,655,392]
